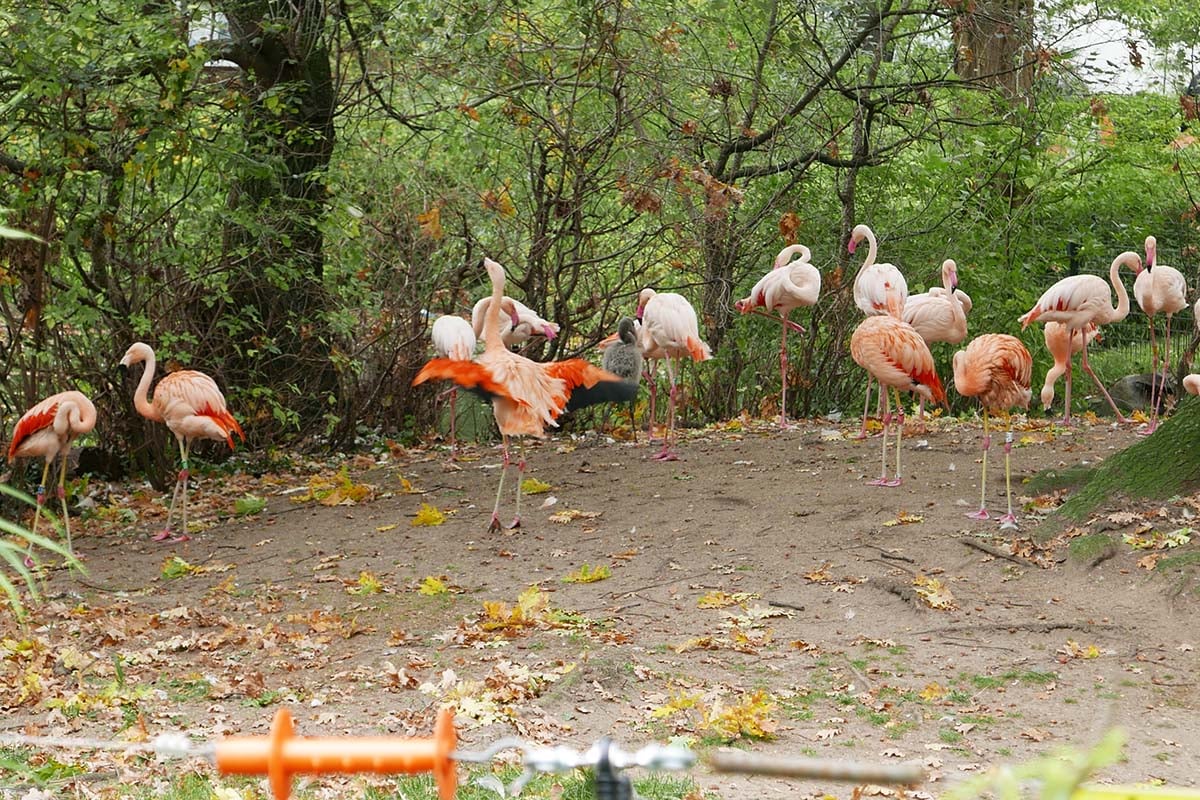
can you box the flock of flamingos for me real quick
[6,225,1197,556]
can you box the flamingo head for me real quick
[496,297,521,329]
[943,259,959,291]
[635,287,656,321]
[1144,235,1157,270]
[848,224,871,255]
[119,341,154,374]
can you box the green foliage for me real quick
[0,485,82,618]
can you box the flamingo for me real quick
[636,288,713,461]
[953,334,1033,529]
[430,315,478,454]
[1019,250,1140,424]
[903,258,969,423]
[601,317,644,439]
[849,314,945,487]
[119,342,245,542]
[1040,321,1100,414]
[733,243,821,428]
[7,391,97,555]
[1184,374,1200,396]
[599,318,665,440]
[1133,235,1187,434]
[413,258,636,532]
[849,224,908,438]
[471,295,559,349]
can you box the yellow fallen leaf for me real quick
[376,524,398,533]
[913,574,957,609]
[418,576,448,595]
[919,682,947,701]
[883,512,924,527]
[561,563,611,583]
[412,503,446,526]
[548,509,601,523]
[697,590,758,608]
[521,477,552,495]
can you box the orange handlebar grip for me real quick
[214,707,458,800]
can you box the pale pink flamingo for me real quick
[636,288,713,460]
[1133,235,1187,434]
[849,315,945,487]
[120,342,245,542]
[1040,321,1100,413]
[903,258,969,422]
[733,243,821,427]
[1019,250,1140,424]
[430,314,478,454]
[7,390,97,554]
[471,295,559,348]
[849,224,908,437]
[1184,374,1200,396]
[953,334,1033,528]
[414,258,635,531]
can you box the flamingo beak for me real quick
[542,324,557,340]
[847,239,858,255]
[635,305,645,322]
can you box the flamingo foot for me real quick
[508,516,522,530]
[966,509,990,521]
[868,477,901,487]
[23,555,34,569]
[152,529,174,542]
[652,449,681,462]
[488,514,503,534]
[999,513,1019,530]
[1137,421,1158,436]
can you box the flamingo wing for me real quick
[549,360,639,411]
[157,371,244,448]
[8,400,59,461]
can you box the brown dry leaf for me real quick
[883,512,924,527]
[1020,727,1051,742]
[913,575,957,610]
[1137,552,1164,570]
[548,509,601,524]
[697,590,758,608]
[804,563,833,583]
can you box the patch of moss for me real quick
[1155,550,1200,573]
[1067,533,1118,565]
[1024,464,1094,494]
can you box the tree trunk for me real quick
[208,0,338,434]
[951,0,1035,98]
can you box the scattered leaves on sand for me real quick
[548,508,601,524]
[234,495,266,516]
[561,564,611,583]
[347,571,383,595]
[521,477,552,495]
[883,512,924,527]
[1058,640,1101,660]
[1123,527,1192,550]
[697,590,759,608]
[418,576,450,595]
[292,467,374,506]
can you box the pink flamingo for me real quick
[953,334,1033,528]
[120,342,245,542]
[903,258,969,423]
[849,224,908,437]
[1040,321,1100,416]
[1133,235,1187,434]
[414,258,636,532]
[430,315,478,454]
[733,243,821,428]
[1019,250,1140,424]
[8,390,97,554]
[849,314,945,487]
[636,288,713,460]
[471,295,559,348]
[1184,374,1200,396]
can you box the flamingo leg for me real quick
[1061,330,1075,425]
[448,387,459,455]
[489,435,510,533]
[779,316,791,428]
[56,451,72,554]
[868,388,892,486]
[645,359,659,442]
[999,413,1019,529]
[509,439,525,530]
[1140,316,1159,435]
[745,307,806,332]
[653,358,681,461]
[23,459,53,566]
[1080,333,1129,422]
[967,409,991,520]
[891,389,904,486]
[857,376,874,439]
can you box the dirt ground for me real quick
[4,412,1199,798]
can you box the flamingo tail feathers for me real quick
[1019,306,1042,330]
[686,337,713,362]
[200,405,245,450]
[548,361,639,412]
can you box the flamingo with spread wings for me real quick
[414,258,636,531]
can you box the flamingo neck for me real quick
[133,349,163,422]
[483,266,505,352]
[854,231,878,284]
[1108,255,1131,324]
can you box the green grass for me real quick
[60,763,705,800]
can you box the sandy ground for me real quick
[3,414,1199,798]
